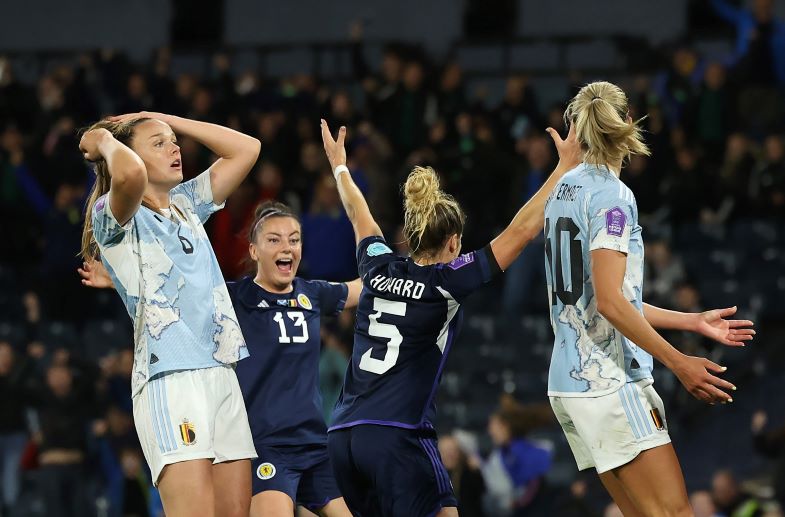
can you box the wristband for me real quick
[333,165,349,180]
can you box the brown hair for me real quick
[248,200,300,243]
[80,118,151,261]
[564,81,650,168]
[402,166,465,258]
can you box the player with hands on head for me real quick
[80,200,360,517]
[79,111,260,517]
[543,81,755,517]
[319,118,581,517]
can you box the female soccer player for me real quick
[543,81,755,516]
[319,118,581,517]
[81,201,359,517]
[79,111,260,517]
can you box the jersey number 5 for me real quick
[359,298,406,375]
[545,217,584,305]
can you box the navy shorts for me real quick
[327,425,457,517]
[252,443,341,511]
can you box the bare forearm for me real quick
[161,115,260,160]
[600,295,685,370]
[643,303,696,331]
[99,138,146,187]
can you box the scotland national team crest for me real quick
[257,462,276,480]
[297,294,312,310]
[179,420,197,446]
[605,207,626,237]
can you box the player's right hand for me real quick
[672,355,735,404]
[79,128,113,161]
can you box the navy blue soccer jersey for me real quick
[227,276,348,446]
[329,236,500,431]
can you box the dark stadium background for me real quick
[1,0,785,515]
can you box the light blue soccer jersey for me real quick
[92,170,248,396]
[544,163,652,397]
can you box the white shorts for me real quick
[132,365,257,485]
[549,380,671,474]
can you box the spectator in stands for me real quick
[711,469,763,517]
[751,410,785,510]
[711,0,785,86]
[503,134,554,318]
[0,341,32,515]
[690,490,720,517]
[751,134,785,218]
[32,358,102,517]
[300,174,358,281]
[439,433,486,517]
[483,398,553,516]
[644,240,687,308]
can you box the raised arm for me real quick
[489,126,582,271]
[592,249,735,404]
[79,128,147,225]
[320,120,383,244]
[110,112,260,205]
[643,303,754,347]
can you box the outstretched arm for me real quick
[320,120,382,244]
[110,112,261,205]
[643,303,754,347]
[489,125,582,271]
[593,249,735,404]
[344,279,363,309]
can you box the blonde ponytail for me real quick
[565,81,650,168]
[402,166,465,257]
[79,117,151,260]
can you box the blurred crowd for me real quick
[3,0,785,515]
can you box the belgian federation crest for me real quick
[179,420,197,446]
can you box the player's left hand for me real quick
[78,260,115,289]
[693,306,755,347]
[320,119,347,171]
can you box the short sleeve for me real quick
[92,194,132,247]
[170,169,224,223]
[587,188,637,254]
[357,236,398,278]
[434,245,500,303]
[314,281,349,316]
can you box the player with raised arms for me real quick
[319,118,581,517]
[79,111,260,517]
[544,81,755,516]
[80,200,360,517]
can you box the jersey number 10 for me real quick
[545,217,584,306]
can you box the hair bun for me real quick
[404,166,440,209]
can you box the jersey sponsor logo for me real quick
[257,462,276,480]
[150,353,159,364]
[297,294,312,310]
[605,207,626,237]
[179,420,197,446]
[447,252,475,270]
[367,242,393,257]
[257,300,269,308]
[369,274,425,299]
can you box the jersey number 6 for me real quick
[359,298,406,375]
[545,217,584,306]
